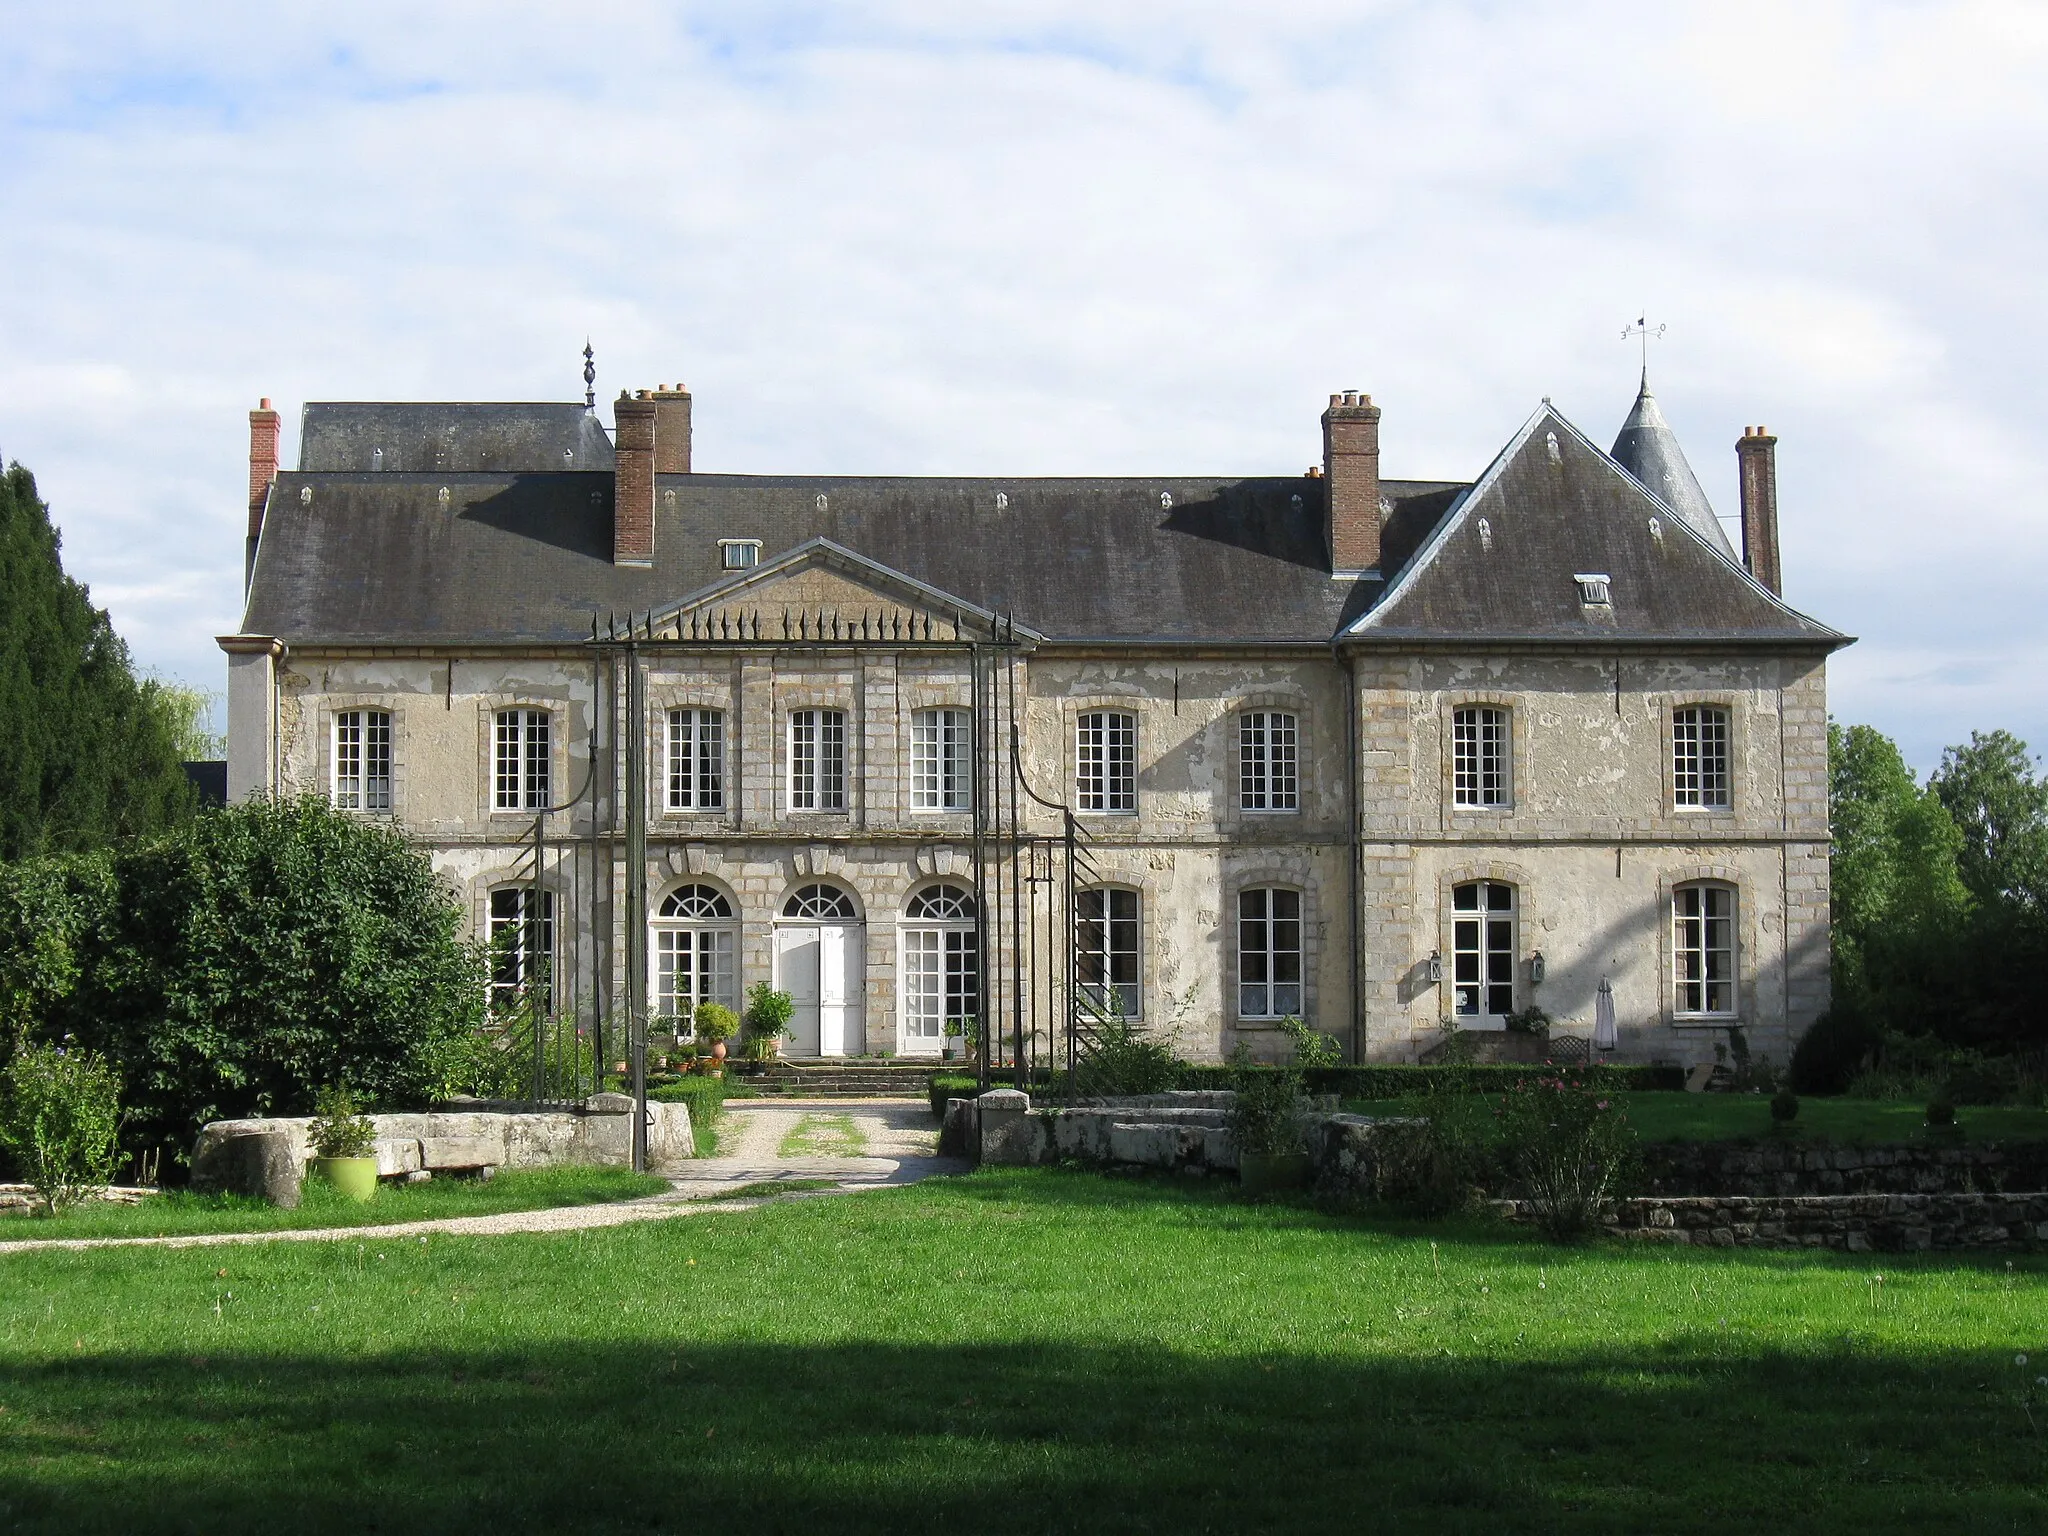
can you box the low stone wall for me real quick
[1639,1139,2048,1198]
[192,1092,693,1205]
[1527,1192,2048,1252]
[1,1183,157,1214]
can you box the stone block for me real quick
[646,1101,695,1171]
[422,1136,510,1171]
[189,1130,303,1208]
[586,1092,636,1115]
[373,1138,423,1177]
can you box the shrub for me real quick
[1226,1050,1305,1157]
[1074,1014,1182,1098]
[1276,1016,1343,1068]
[1790,1009,1882,1095]
[434,1024,530,1100]
[0,1041,122,1215]
[1770,1088,1800,1124]
[927,1072,979,1120]
[1368,1085,1494,1216]
[307,1085,377,1159]
[694,1002,739,1047]
[1925,1096,1957,1129]
[651,1075,727,1118]
[1494,1069,1639,1242]
[743,983,794,1057]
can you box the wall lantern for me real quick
[1426,950,1444,984]
[1530,950,1546,985]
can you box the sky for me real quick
[2,0,2043,773]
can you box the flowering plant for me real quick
[1495,1068,1638,1241]
[0,1041,123,1216]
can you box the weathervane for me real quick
[583,340,597,410]
[1621,317,1665,384]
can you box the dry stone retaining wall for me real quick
[1557,1192,2048,1253]
[1638,1139,2048,1198]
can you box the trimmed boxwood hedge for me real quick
[928,1063,1681,1112]
[928,1073,980,1119]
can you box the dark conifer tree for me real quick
[0,461,194,858]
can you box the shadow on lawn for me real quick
[0,1334,2039,1534]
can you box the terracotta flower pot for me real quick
[711,1040,728,1061]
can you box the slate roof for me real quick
[1609,380,1736,557]
[299,403,616,473]
[1349,405,1845,647]
[238,393,1846,652]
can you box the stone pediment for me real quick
[642,538,1039,646]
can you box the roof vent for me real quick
[1546,432,1562,465]
[437,486,450,506]
[720,539,762,570]
[1160,491,1173,510]
[371,447,383,471]
[1648,515,1663,541]
[815,493,828,512]
[1478,517,1493,551]
[995,492,1008,511]
[299,485,312,505]
[1575,573,1612,606]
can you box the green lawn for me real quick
[1342,1090,2048,1144]
[0,1168,2041,1533]
[0,1166,667,1243]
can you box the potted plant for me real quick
[1228,1058,1310,1195]
[743,982,795,1061]
[307,1086,379,1202]
[694,1001,739,1063]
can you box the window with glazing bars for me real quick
[1237,887,1302,1018]
[493,709,551,810]
[1239,712,1299,812]
[488,887,553,1014]
[1452,880,1515,1021]
[1674,882,1736,1015]
[666,708,725,811]
[788,709,847,812]
[911,708,971,811]
[1672,706,1731,808]
[1076,710,1136,813]
[1076,887,1140,1017]
[333,709,392,812]
[1452,706,1509,808]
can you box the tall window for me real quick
[788,709,847,812]
[1452,706,1510,808]
[1451,881,1515,1023]
[653,884,737,1022]
[1239,712,1299,812]
[1076,710,1137,813]
[666,708,725,811]
[494,708,552,811]
[1674,882,1736,1016]
[1077,887,1140,1017]
[488,887,553,1014]
[911,708,972,812]
[1672,706,1731,809]
[1238,887,1303,1019]
[333,709,392,812]
[901,884,978,1045]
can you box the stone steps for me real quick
[736,1062,944,1098]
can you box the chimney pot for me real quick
[1736,426,1782,596]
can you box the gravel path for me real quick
[0,1098,959,1255]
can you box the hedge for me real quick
[1175,1063,1686,1097]
[928,1073,979,1119]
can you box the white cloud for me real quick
[2,0,2044,769]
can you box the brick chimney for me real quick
[1736,426,1781,596]
[651,384,692,475]
[613,390,657,566]
[1321,390,1383,573]
[246,397,280,586]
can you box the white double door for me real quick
[773,923,865,1057]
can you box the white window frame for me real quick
[1076,886,1141,1018]
[1237,886,1303,1020]
[1673,881,1738,1018]
[901,884,978,1044]
[788,709,847,813]
[1239,712,1299,813]
[666,708,725,812]
[333,708,392,813]
[1452,706,1510,809]
[493,708,552,811]
[1451,880,1516,1027]
[1076,710,1137,814]
[488,886,553,1015]
[910,708,972,813]
[1672,705,1732,810]
[652,884,738,1024]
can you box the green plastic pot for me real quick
[313,1156,379,1202]
[1237,1151,1310,1196]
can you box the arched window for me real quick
[1076,887,1141,1017]
[901,884,978,1045]
[1673,882,1737,1016]
[1237,887,1302,1019]
[653,884,737,1023]
[782,883,859,921]
[1451,881,1516,1024]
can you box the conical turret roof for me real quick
[1609,378,1736,558]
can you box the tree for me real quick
[0,461,195,858]
[12,796,489,1159]
[1929,730,2048,913]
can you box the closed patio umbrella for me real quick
[1593,978,1618,1052]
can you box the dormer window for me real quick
[720,540,761,570]
[1575,573,1612,606]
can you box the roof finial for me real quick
[583,340,597,411]
[1621,316,1666,388]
